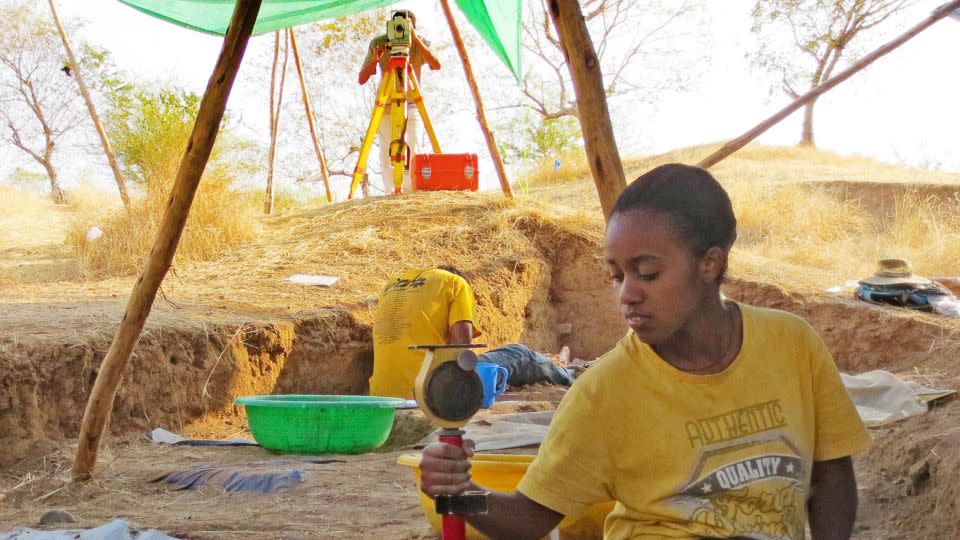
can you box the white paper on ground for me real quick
[286,274,338,287]
[840,370,950,427]
[150,427,187,444]
[85,226,104,242]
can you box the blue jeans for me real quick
[478,344,575,387]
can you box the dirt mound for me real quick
[856,401,960,538]
[809,180,960,222]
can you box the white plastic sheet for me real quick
[841,370,953,427]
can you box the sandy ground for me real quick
[3,399,959,540]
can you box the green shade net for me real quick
[454,0,520,80]
[117,0,521,79]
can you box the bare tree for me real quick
[0,0,85,204]
[519,0,701,120]
[751,0,917,146]
[48,0,130,208]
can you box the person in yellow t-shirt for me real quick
[369,266,477,399]
[369,266,584,399]
[418,164,871,540]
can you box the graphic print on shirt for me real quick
[666,399,808,540]
[375,273,428,344]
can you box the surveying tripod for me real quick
[349,46,441,199]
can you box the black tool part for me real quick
[423,362,484,422]
[409,344,488,350]
[435,491,489,516]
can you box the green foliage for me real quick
[6,167,47,187]
[314,12,385,51]
[499,112,582,165]
[70,83,260,276]
[79,43,132,99]
[106,85,229,186]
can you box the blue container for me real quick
[476,363,509,408]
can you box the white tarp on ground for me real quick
[841,370,954,427]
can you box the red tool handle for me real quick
[438,431,466,540]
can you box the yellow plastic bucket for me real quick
[397,453,613,539]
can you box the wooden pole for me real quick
[547,0,625,220]
[265,31,290,214]
[288,28,333,202]
[266,32,279,213]
[71,0,263,481]
[697,0,960,170]
[47,0,131,209]
[439,0,512,198]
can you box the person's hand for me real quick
[418,439,477,497]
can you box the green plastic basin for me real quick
[235,395,405,454]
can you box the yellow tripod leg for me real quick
[349,69,394,199]
[390,69,406,194]
[408,68,441,153]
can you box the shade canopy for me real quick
[117,0,521,78]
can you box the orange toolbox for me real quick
[411,153,479,192]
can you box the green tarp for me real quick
[117,0,521,79]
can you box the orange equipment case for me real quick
[411,153,479,192]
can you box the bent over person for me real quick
[369,267,586,399]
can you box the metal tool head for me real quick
[412,344,485,428]
[422,362,484,423]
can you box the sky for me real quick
[4,0,959,197]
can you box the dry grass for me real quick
[164,191,603,317]
[6,143,960,311]
[0,186,52,241]
[717,148,960,281]
[528,144,960,283]
[623,143,960,186]
[517,151,590,189]
[66,182,125,215]
[65,170,260,278]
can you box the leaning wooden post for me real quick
[48,0,131,209]
[265,31,291,214]
[697,0,960,170]
[288,28,333,202]
[547,0,625,220]
[72,0,263,481]
[439,0,512,198]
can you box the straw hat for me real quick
[859,258,932,286]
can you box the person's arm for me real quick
[807,456,858,540]
[358,35,387,84]
[413,33,441,70]
[419,441,563,540]
[448,320,473,345]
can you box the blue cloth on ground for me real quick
[150,458,343,494]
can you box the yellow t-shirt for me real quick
[369,268,477,399]
[517,304,870,540]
